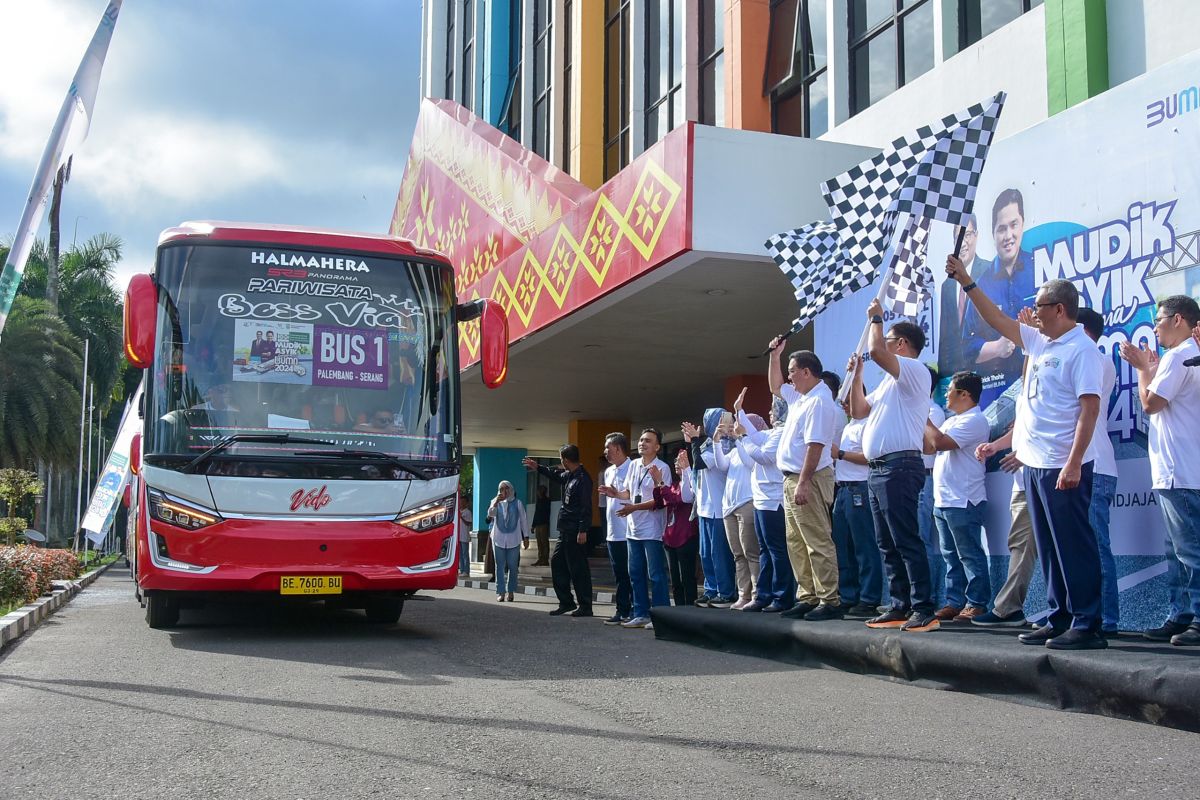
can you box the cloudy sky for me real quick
[0,0,424,291]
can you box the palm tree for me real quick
[0,296,82,468]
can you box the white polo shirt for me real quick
[710,439,754,517]
[1012,323,1104,470]
[776,381,836,474]
[736,410,784,511]
[924,400,946,470]
[693,447,726,519]
[622,456,672,540]
[1091,354,1118,479]
[1147,337,1200,489]
[862,356,932,461]
[835,417,870,482]
[933,407,991,507]
[602,458,632,542]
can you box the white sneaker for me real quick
[621,616,651,628]
[645,622,654,630]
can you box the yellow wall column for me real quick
[572,1,606,188]
[568,419,632,526]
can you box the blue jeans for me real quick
[493,545,520,594]
[933,502,991,610]
[919,473,949,607]
[1024,463,1101,631]
[607,540,632,616]
[628,538,671,619]
[698,515,736,598]
[458,538,470,574]
[1089,472,1120,630]
[867,455,933,614]
[1155,487,1200,624]
[753,507,795,605]
[832,482,884,606]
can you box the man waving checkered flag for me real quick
[882,214,933,317]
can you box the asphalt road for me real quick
[0,566,1195,800]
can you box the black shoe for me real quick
[762,602,789,613]
[1144,620,1192,641]
[570,608,593,618]
[804,603,845,621]
[1100,628,1120,640]
[603,613,625,625]
[900,610,940,632]
[780,602,818,619]
[1018,624,1065,645]
[549,605,577,616]
[1046,629,1108,650]
[694,594,715,608]
[1171,624,1200,646]
[866,608,909,628]
[846,603,877,617]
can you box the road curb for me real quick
[0,561,115,650]
[458,577,616,605]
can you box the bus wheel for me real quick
[146,593,179,628]
[364,598,403,624]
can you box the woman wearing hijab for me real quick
[487,481,530,601]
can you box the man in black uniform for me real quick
[524,445,593,616]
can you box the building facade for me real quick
[395,0,1200,626]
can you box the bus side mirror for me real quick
[479,299,509,389]
[124,274,157,368]
[130,433,142,476]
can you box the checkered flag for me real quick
[882,215,933,317]
[765,221,840,306]
[821,91,1006,277]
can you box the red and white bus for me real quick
[122,221,507,628]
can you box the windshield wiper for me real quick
[182,434,337,474]
[291,449,433,480]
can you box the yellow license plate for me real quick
[280,575,343,595]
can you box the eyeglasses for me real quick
[1154,312,1179,326]
[1035,302,1062,309]
[884,336,904,344]
[960,229,977,241]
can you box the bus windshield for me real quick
[144,242,459,472]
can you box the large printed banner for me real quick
[81,384,143,544]
[818,50,1200,579]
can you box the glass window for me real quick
[644,0,684,148]
[461,0,475,112]
[499,0,523,140]
[699,0,725,127]
[848,0,933,116]
[146,243,459,474]
[959,0,1042,50]
[604,1,631,180]
[768,0,828,138]
[444,0,455,100]
[563,0,574,169]
[532,0,554,160]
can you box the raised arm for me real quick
[767,336,787,397]
[866,298,900,378]
[847,353,870,420]
[946,254,1021,347]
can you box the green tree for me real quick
[0,468,44,545]
[0,297,83,468]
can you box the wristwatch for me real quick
[870,315,883,324]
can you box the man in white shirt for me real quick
[1078,308,1121,636]
[919,369,950,611]
[1120,295,1200,646]
[600,428,673,629]
[948,256,1106,650]
[848,300,937,632]
[600,432,634,626]
[765,344,841,620]
[925,371,992,621]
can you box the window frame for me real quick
[957,0,1041,51]
[604,0,632,181]
[847,0,934,116]
[697,0,725,127]
[532,0,554,160]
[499,0,524,140]
[644,0,685,148]
[563,0,574,168]
[461,0,475,112]
[767,0,829,138]
[444,0,456,101]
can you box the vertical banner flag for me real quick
[881,215,934,317]
[82,383,141,544]
[0,0,123,339]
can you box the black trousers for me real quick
[552,532,592,610]
[867,455,933,614]
[667,536,700,607]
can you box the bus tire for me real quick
[146,593,179,628]
[365,598,403,624]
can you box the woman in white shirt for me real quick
[711,414,761,609]
[487,481,529,602]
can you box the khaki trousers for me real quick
[723,502,760,600]
[991,487,1037,617]
[783,468,839,605]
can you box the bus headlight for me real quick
[147,488,222,531]
[395,495,455,532]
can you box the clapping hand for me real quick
[1118,341,1159,372]
[1017,307,1040,328]
[675,449,690,472]
[733,387,748,416]
[647,465,662,485]
[681,421,701,442]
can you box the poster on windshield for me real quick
[312,325,389,390]
[231,319,313,385]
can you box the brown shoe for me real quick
[954,606,985,622]
[934,605,962,621]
